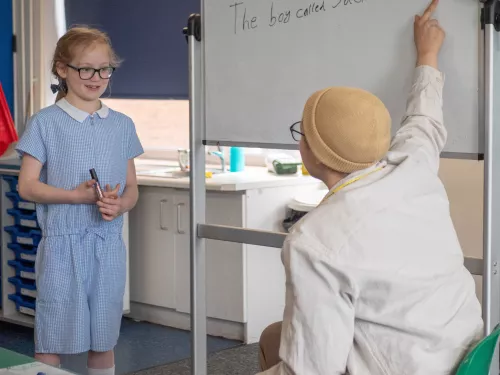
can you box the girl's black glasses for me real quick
[67,64,115,80]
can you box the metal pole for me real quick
[11,0,19,130]
[185,14,207,375]
[28,0,33,119]
[481,1,500,373]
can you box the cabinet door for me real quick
[173,190,190,313]
[129,186,176,309]
[206,192,245,322]
[174,190,245,323]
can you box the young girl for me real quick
[16,26,143,375]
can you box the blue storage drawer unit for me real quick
[2,175,40,313]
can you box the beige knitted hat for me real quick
[302,87,391,173]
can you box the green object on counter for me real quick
[272,160,301,175]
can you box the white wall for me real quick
[439,159,484,303]
[41,0,66,108]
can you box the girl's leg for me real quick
[34,239,91,362]
[87,350,115,375]
[34,353,60,366]
[88,237,125,375]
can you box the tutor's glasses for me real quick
[290,121,304,142]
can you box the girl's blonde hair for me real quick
[52,26,122,102]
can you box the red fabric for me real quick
[0,83,18,157]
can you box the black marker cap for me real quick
[89,168,99,181]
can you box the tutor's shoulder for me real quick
[287,199,357,256]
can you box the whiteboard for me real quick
[203,0,482,156]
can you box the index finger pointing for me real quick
[421,0,439,22]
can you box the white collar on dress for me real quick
[56,98,109,123]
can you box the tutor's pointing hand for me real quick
[414,0,445,69]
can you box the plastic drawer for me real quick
[4,225,42,246]
[8,277,37,299]
[2,175,18,192]
[6,191,36,211]
[8,259,36,281]
[8,294,36,316]
[7,208,38,229]
[7,243,37,263]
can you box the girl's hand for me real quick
[414,0,445,69]
[97,184,122,221]
[73,179,97,204]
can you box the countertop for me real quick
[0,156,322,192]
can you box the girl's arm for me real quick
[119,159,139,212]
[18,154,97,205]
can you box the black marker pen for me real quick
[89,168,104,200]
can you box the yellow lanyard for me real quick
[320,165,386,205]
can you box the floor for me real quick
[131,344,261,375]
[0,318,242,374]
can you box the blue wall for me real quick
[0,0,13,116]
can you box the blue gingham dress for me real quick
[16,98,144,354]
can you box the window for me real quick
[102,98,301,166]
[101,98,189,159]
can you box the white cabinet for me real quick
[129,187,176,309]
[128,182,322,342]
[131,187,245,322]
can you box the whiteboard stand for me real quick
[482,1,500,373]
[185,1,500,373]
[186,14,208,375]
